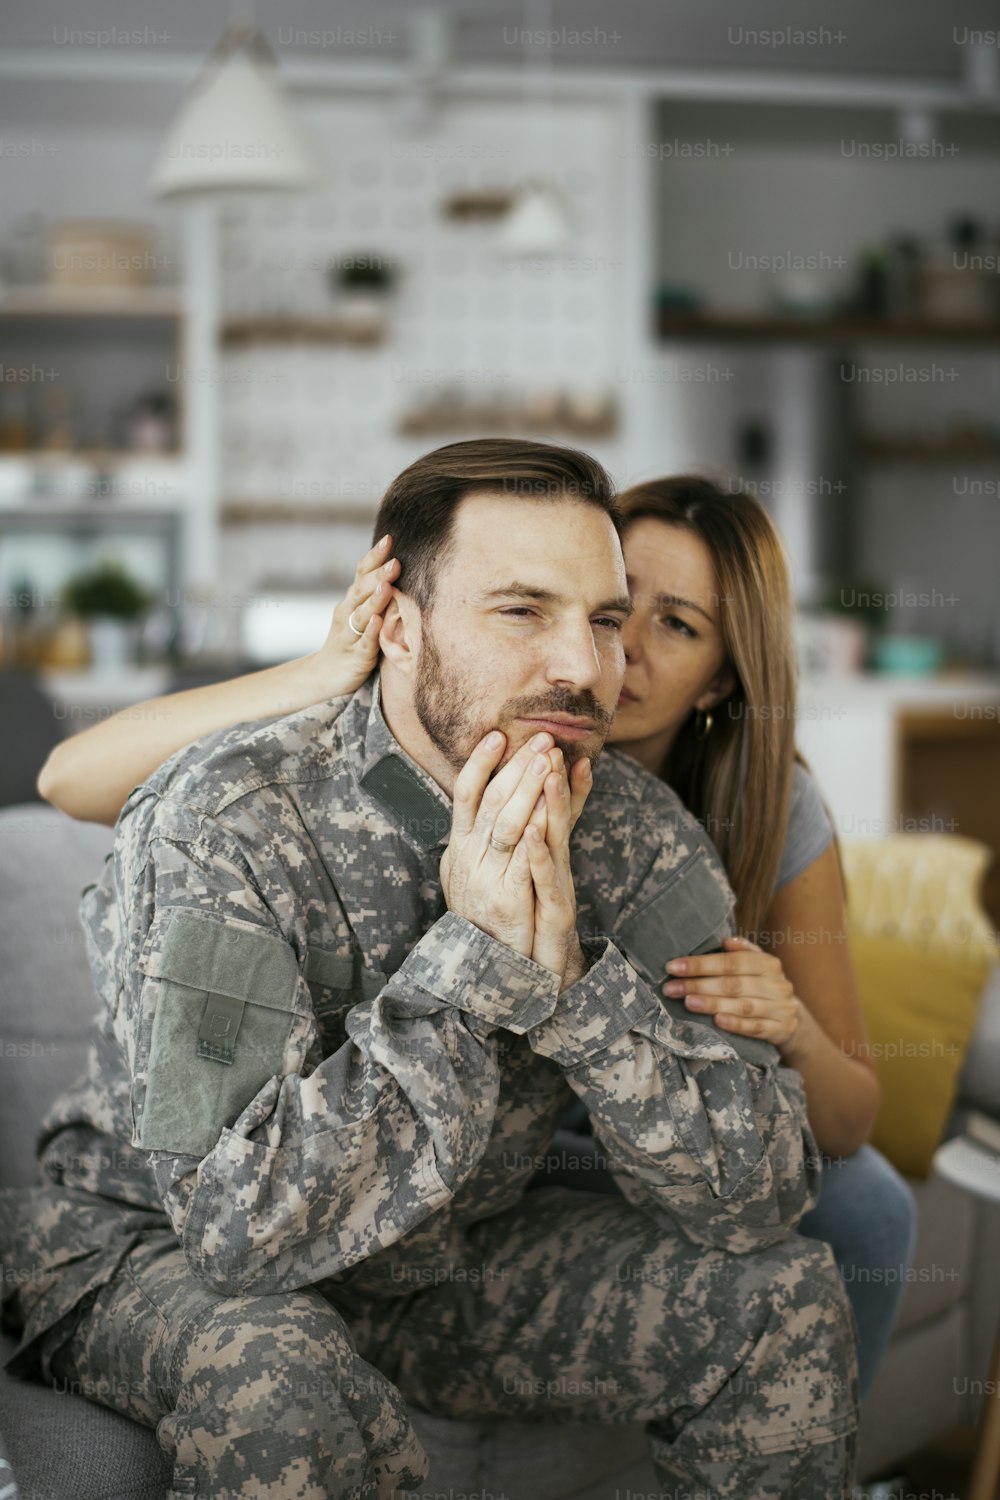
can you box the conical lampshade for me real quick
[149,29,321,197]
[497,183,572,256]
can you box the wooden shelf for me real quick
[220,319,386,348]
[0,449,182,464]
[861,434,1000,463]
[0,287,182,318]
[440,189,514,221]
[0,505,181,527]
[396,406,618,440]
[221,501,378,527]
[657,311,1000,344]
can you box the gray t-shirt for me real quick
[774,762,834,891]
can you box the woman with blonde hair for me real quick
[39,473,915,1398]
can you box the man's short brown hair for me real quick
[372,437,622,609]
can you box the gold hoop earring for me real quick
[696,709,714,740]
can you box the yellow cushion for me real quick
[843,836,997,1178]
[846,929,990,1177]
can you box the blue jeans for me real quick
[531,1120,916,1402]
[798,1144,917,1400]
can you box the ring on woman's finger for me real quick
[347,609,365,637]
[489,835,516,853]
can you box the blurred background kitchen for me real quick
[1,0,999,920]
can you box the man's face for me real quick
[412,493,631,772]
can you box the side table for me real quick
[933,1135,1000,1500]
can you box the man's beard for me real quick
[414,617,613,774]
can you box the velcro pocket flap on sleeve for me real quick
[616,848,777,1070]
[305,946,386,1008]
[136,909,303,1157]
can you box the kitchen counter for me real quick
[796,672,1000,840]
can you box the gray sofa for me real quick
[1,803,999,1498]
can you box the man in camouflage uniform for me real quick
[1,440,857,1499]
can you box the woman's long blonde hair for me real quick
[618,476,798,937]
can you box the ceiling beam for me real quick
[0,45,998,113]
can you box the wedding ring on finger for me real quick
[347,609,365,637]
[489,835,516,853]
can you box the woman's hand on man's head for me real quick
[308,534,401,699]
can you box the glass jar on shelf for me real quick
[127,392,175,453]
[37,387,78,453]
[0,383,31,451]
[1,212,47,288]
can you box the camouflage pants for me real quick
[38,1187,858,1500]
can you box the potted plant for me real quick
[328,252,397,341]
[797,577,888,675]
[62,559,153,673]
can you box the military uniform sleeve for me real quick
[383,857,820,1254]
[118,806,557,1296]
[526,940,820,1254]
[526,841,821,1254]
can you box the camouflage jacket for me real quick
[38,673,820,1298]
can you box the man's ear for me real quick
[379,590,419,676]
[695,667,736,714]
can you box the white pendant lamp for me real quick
[497,182,572,256]
[149,25,320,197]
[496,0,572,257]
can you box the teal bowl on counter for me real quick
[872,635,946,676]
